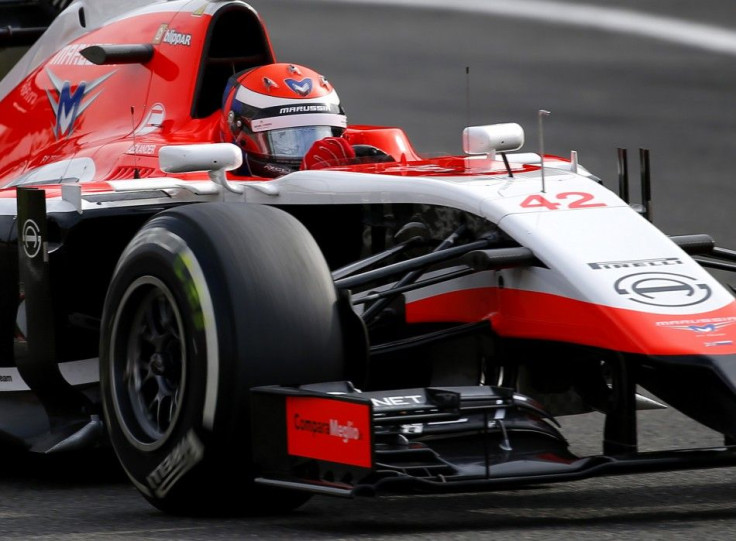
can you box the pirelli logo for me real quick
[588,257,683,270]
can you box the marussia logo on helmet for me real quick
[285,78,313,96]
[278,104,330,114]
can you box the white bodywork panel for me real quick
[236,167,731,316]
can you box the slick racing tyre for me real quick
[99,203,349,515]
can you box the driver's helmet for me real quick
[220,63,347,177]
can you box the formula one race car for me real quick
[3,0,736,516]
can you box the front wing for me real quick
[250,383,736,498]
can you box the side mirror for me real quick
[158,143,242,173]
[462,123,524,155]
[159,143,244,194]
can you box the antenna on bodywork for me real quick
[538,110,550,192]
[617,148,629,203]
[617,147,653,222]
[464,66,470,155]
[640,148,652,222]
[131,106,140,179]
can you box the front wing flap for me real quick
[250,382,574,497]
[251,382,736,498]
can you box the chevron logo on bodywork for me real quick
[44,68,115,139]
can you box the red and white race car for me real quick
[1,0,736,516]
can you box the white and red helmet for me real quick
[221,63,347,177]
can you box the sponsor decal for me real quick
[134,103,165,136]
[286,397,371,468]
[614,272,711,307]
[127,143,158,156]
[192,4,207,16]
[261,163,292,176]
[371,394,423,408]
[258,103,340,119]
[44,68,115,139]
[21,219,42,259]
[656,317,736,338]
[400,423,424,435]
[154,25,192,47]
[706,341,734,347]
[659,321,736,332]
[0,368,30,391]
[383,163,456,174]
[153,24,168,44]
[48,43,94,66]
[285,78,313,96]
[589,257,683,270]
[19,79,38,107]
[278,104,330,115]
[163,29,192,46]
[146,430,204,498]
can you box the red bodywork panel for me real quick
[0,3,275,184]
[286,396,372,468]
[405,286,736,356]
[0,1,532,188]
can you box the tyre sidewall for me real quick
[100,204,348,513]
[100,221,220,505]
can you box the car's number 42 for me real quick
[520,192,606,210]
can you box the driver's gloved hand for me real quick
[301,137,356,170]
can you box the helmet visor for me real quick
[260,126,337,159]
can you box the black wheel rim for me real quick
[112,277,187,448]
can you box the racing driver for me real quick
[220,62,371,177]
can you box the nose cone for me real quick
[638,353,736,439]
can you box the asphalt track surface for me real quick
[5,0,736,539]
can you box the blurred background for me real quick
[251,0,736,250]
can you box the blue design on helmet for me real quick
[285,78,313,96]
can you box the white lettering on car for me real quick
[371,395,423,408]
[146,430,204,498]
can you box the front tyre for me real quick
[100,203,350,515]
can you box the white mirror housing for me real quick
[159,143,243,173]
[462,123,525,155]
